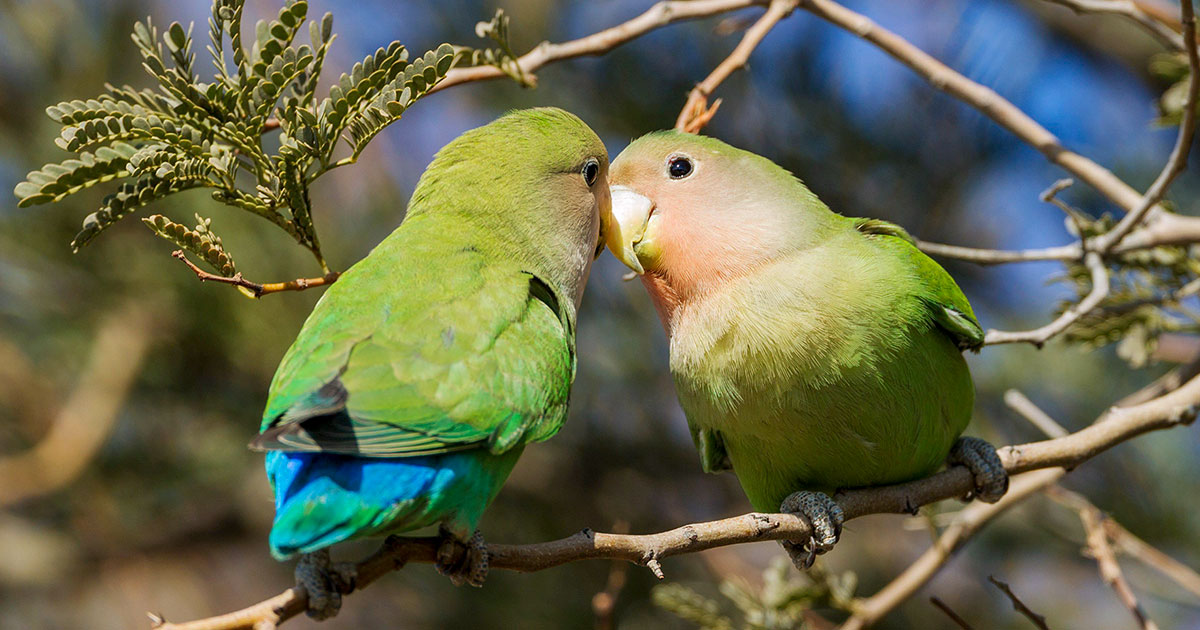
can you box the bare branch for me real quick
[1041,0,1185,50]
[1004,390,1070,438]
[172,251,340,299]
[984,251,1110,347]
[1105,518,1200,600]
[842,468,1066,630]
[432,0,767,93]
[988,576,1052,630]
[929,597,976,630]
[1091,0,1199,253]
[0,304,154,507]
[915,240,1082,265]
[150,364,1200,630]
[675,0,798,133]
[1079,504,1161,630]
[795,0,1172,222]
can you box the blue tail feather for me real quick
[264,448,520,559]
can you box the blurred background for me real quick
[2,0,1199,627]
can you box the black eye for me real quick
[582,158,599,186]
[668,155,693,179]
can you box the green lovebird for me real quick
[603,131,1007,568]
[251,108,611,617]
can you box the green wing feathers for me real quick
[854,217,984,350]
[255,213,575,458]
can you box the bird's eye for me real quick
[582,158,600,187]
[668,155,693,179]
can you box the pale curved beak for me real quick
[604,185,655,275]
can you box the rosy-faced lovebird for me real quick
[603,131,1007,568]
[251,108,611,617]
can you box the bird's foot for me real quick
[436,528,489,587]
[294,549,357,621]
[948,436,1009,503]
[779,490,844,570]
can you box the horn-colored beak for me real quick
[604,185,657,275]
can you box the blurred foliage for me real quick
[1057,208,1200,367]
[1151,51,1195,126]
[653,559,856,630]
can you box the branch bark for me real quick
[1079,504,1161,630]
[172,251,340,299]
[150,366,1200,630]
[432,0,767,93]
[675,0,799,133]
[1042,0,1185,50]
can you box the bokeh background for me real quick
[2,0,1199,628]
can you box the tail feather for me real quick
[263,448,520,559]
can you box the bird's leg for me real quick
[778,490,845,571]
[435,527,489,587]
[294,548,357,620]
[947,436,1009,503]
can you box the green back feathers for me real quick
[854,217,984,350]
[255,108,603,459]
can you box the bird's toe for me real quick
[948,436,1009,504]
[779,490,844,570]
[295,549,356,620]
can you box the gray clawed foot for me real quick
[948,436,1009,504]
[295,549,357,621]
[779,490,845,570]
[436,528,489,587]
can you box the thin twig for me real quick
[929,597,976,630]
[915,240,1082,265]
[983,251,1110,346]
[432,0,767,93]
[1041,0,1185,50]
[988,576,1051,630]
[675,0,798,132]
[1004,390,1070,438]
[1105,518,1200,600]
[150,366,1200,630]
[172,251,339,299]
[593,521,632,630]
[795,0,1172,222]
[841,468,1067,630]
[1079,505,1161,630]
[1091,0,1200,253]
[1047,485,1200,604]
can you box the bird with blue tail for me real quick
[251,107,613,619]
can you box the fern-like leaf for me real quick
[143,213,239,276]
[15,143,139,207]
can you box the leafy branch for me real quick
[14,0,466,296]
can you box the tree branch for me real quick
[796,0,1174,221]
[1042,0,1185,51]
[984,251,1109,347]
[841,468,1066,630]
[1049,488,1162,630]
[675,0,799,133]
[0,304,154,507]
[840,392,1068,630]
[988,576,1051,630]
[432,0,768,94]
[149,365,1200,630]
[1091,0,1199,253]
[171,251,340,299]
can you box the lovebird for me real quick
[603,131,1007,568]
[251,108,611,617]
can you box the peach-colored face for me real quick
[605,138,796,307]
